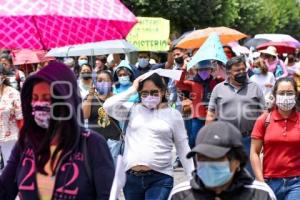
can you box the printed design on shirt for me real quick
[18,148,84,200]
[18,149,35,191]
[52,152,83,200]
[97,106,110,128]
[0,88,22,141]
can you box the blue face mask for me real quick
[118,75,131,86]
[197,161,234,188]
[78,60,88,66]
[138,58,149,68]
[96,82,112,95]
[252,68,262,75]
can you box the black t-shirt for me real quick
[88,97,121,140]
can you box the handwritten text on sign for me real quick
[126,17,170,51]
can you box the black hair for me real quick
[115,67,134,82]
[19,79,77,175]
[97,70,113,82]
[119,54,126,60]
[95,55,107,63]
[172,47,185,52]
[137,73,168,103]
[225,55,246,71]
[223,45,236,57]
[80,63,93,72]
[0,76,10,86]
[138,51,151,57]
[0,64,10,86]
[227,147,248,168]
[272,77,298,99]
[0,53,13,64]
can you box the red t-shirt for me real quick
[251,109,300,178]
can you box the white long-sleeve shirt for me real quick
[103,87,194,178]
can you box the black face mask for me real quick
[175,56,184,65]
[288,58,295,64]
[2,67,13,76]
[234,72,247,84]
[81,72,92,80]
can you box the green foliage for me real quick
[122,0,300,39]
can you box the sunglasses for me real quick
[140,90,160,98]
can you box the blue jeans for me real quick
[184,118,205,149]
[123,170,173,200]
[266,177,300,200]
[242,135,254,177]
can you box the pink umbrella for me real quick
[256,42,296,54]
[11,49,55,65]
[0,0,137,50]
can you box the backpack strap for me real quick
[119,106,133,155]
[264,112,271,129]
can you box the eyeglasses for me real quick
[140,90,160,97]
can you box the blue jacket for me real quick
[0,62,114,200]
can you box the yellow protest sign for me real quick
[126,17,170,52]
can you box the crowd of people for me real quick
[0,40,299,200]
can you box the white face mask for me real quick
[276,95,296,111]
[32,101,51,129]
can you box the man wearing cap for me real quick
[206,55,265,174]
[168,121,276,200]
[259,46,288,79]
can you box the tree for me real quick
[122,0,300,40]
[122,0,239,34]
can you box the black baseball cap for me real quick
[187,121,243,159]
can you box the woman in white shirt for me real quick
[104,73,194,200]
[250,58,275,96]
[0,69,23,172]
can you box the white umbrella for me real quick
[46,39,138,57]
[254,34,299,43]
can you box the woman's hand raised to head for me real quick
[132,75,146,91]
